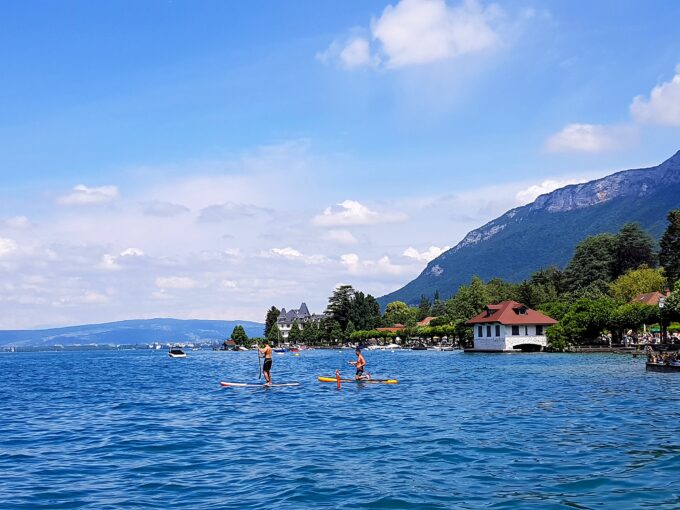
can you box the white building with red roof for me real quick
[465,301,558,352]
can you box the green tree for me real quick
[266,324,281,345]
[446,276,490,321]
[486,278,518,303]
[564,233,617,292]
[417,295,431,321]
[326,285,355,330]
[329,320,343,344]
[230,325,249,345]
[301,321,316,344]
[614,223,657,276]
[431,289,447,317]
[383,301,415,325]
[288,320,302,343]
[659,209,680,286]
[557,298,618,345]
[609,267,665,302]
[345,320,356,340]
[348,291,382,331]
[264,306,280,337]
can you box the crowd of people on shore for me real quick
[645,345,680,365]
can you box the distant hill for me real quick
[379,149,680,307]
[0,318,265,347]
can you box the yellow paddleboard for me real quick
[317,376,398,384]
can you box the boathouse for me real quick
[465,301,557,352]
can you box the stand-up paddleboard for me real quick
[220,381,301,388]
[317,376,398,384]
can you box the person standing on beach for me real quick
[349,347,368,380]
[259,341,273,385]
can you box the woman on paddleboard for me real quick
[259,341,273,386]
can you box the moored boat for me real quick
[646,362,680,373]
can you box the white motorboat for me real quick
[168,347,187,358]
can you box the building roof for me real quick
[417,316,436,327]
[466,301,558,326]
[376,327,403,333]
[631,291,670,306]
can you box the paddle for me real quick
[257,343,262,380]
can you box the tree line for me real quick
[261,211,680,349]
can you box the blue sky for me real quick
[1,0,679,328]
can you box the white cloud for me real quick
[341,253,410,276]
[57,184,119,206]
[630,67,680,126]
[373,0,500,68]
[155,276,200,290]
[0,238,18,257]
[120,248,144,257]
[99,254,120,271]
[221,280,238,289]
[5,216,31,229]
[271,247,303,260]
[269,247,328,265]
[321,229,359,245]
[340,38,374,68]
[80,292,109,304]
[313,200,407,227]
[403,245,450,262]
[515,178,586,204]
[545,123,629,153]
[320,0,501,70]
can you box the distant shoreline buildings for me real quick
[276,302,326,340]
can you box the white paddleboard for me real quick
[219,381,301,388]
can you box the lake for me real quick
[0,349,678,509]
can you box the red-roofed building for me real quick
[630,291,670,306]
[465,301,557,352]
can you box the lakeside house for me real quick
[276,302,326,340]
[465,301,557,352]
[631,290,670,306]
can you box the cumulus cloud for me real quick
[320,0,501,69]
[80,291,109,304]
[268,247,328,265]
[57,184,119,206]
[341,253,410,276]
[141,201,190,217]
[0,238,18,257]
[515,178,586,204]
[545,123,631,153]
[321,229,359,245]
[155,276,200,290]
[120,248,144,257]
[99,254,120,271]
[402,245,450,262]
[221,280,238,289]
[630,66,680,126]
[313,200,407,227]
[5,216,31,229]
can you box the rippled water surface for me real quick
[1,349,679,509]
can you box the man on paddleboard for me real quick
[259,341,273,386]
[349,347,369,380]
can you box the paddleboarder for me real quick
[349,347,369,380]
[258,340,273,386]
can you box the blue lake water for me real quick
[1,349,678,509]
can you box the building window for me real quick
[495,325,501,337]
[524,325,528,335]
[536,325,543,335]
[486,325,491,337]
[511,325,520,336]
[478,326,483,338]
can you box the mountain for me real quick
[379,150,680,307]
[0,318,265,347]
